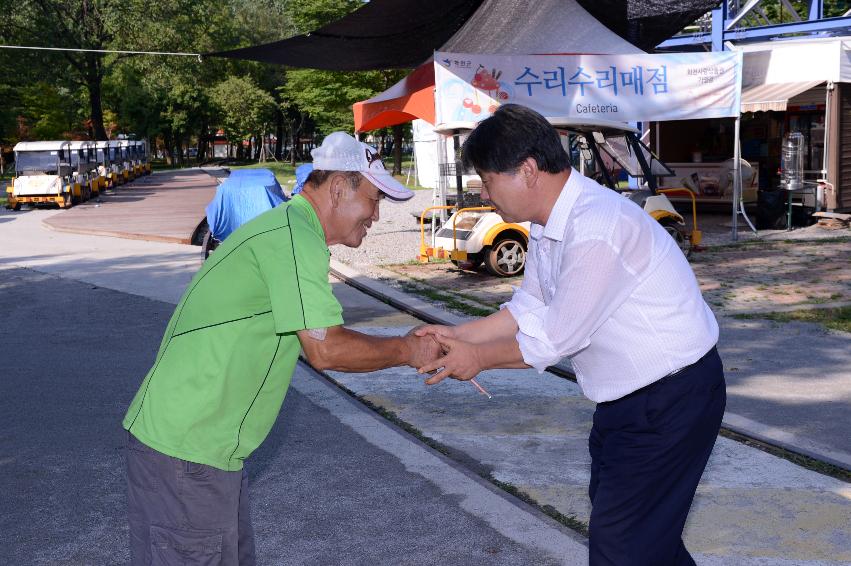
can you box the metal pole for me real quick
[823,81,833,179]
[453,132,464,208]
[732,116,741,241]
[655,121,660,156]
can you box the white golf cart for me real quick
[418,117,699,277]
[68,140,100,199]
[6,141,78,209]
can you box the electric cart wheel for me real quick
[484,237,526,277]
[202,230,220,259]
[661,220,691,258]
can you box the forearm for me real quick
[454,308,518,344]
[300,327,411,372]
[475,337,529,371]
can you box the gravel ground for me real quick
[329,187,849,274]
[330,189,434,275]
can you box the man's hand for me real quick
[417,334,484,385]
[405,334,442,369]
[412,324,457,340]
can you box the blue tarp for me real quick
[205,168,287,241]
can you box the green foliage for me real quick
[2,0,412,161]
[20,83,74,140]
[285,0,362,33]
[0,82,21,147]
[211,76,277,142]
[281,70,377,135]
[276,0,409,136]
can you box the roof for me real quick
[442,0,641,54]
[210,0,714,70]
[354,0,645,132]
[67,141,95,149]
[13,141,72,152]
[211,0,484,70]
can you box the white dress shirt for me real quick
[504,169,719,403]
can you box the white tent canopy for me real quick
[441,0,643,55]
[739,38,851,112]
[405,0,644,189]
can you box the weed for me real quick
[732,306,851,333]
[397,280,495,318]
[489,479,589,536]
[719,429,851,482]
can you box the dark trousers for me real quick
[588,347,726,566]
[126,433,256,565]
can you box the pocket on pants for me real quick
[150,525,222,566]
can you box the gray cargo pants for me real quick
[126,432,256,565]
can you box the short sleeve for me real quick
[253,217,343,335]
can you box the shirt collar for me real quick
[532,168,582,242]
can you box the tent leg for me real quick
[732,115,758,239]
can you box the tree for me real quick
[19,83,75,140]
[211,76,277,159]
[10,0,130,139]
[277,0,410,173]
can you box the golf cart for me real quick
[67,141,100,199]
[418,117,698,277]
[7,141,78,209]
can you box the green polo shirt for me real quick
[122,195,343,471]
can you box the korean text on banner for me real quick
[434,51,743,126]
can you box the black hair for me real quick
[461,104,571,174]
[305,170,361,190]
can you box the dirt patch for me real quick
[691,239,850,312]
[380,237,851,316]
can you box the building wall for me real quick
[834,83,851,211]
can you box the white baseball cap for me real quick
[311,132,414,201]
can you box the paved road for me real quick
[0,266,584,565]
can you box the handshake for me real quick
[404,325,485,386]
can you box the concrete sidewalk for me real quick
[43,169,217,244]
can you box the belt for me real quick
[601,346,717,406]
[663,346,716,381]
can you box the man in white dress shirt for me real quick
[416,104,725,566]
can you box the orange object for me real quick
[353,62,436,132]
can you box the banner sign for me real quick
[434,51,742,126]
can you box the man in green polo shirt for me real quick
[123,132,439,565]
